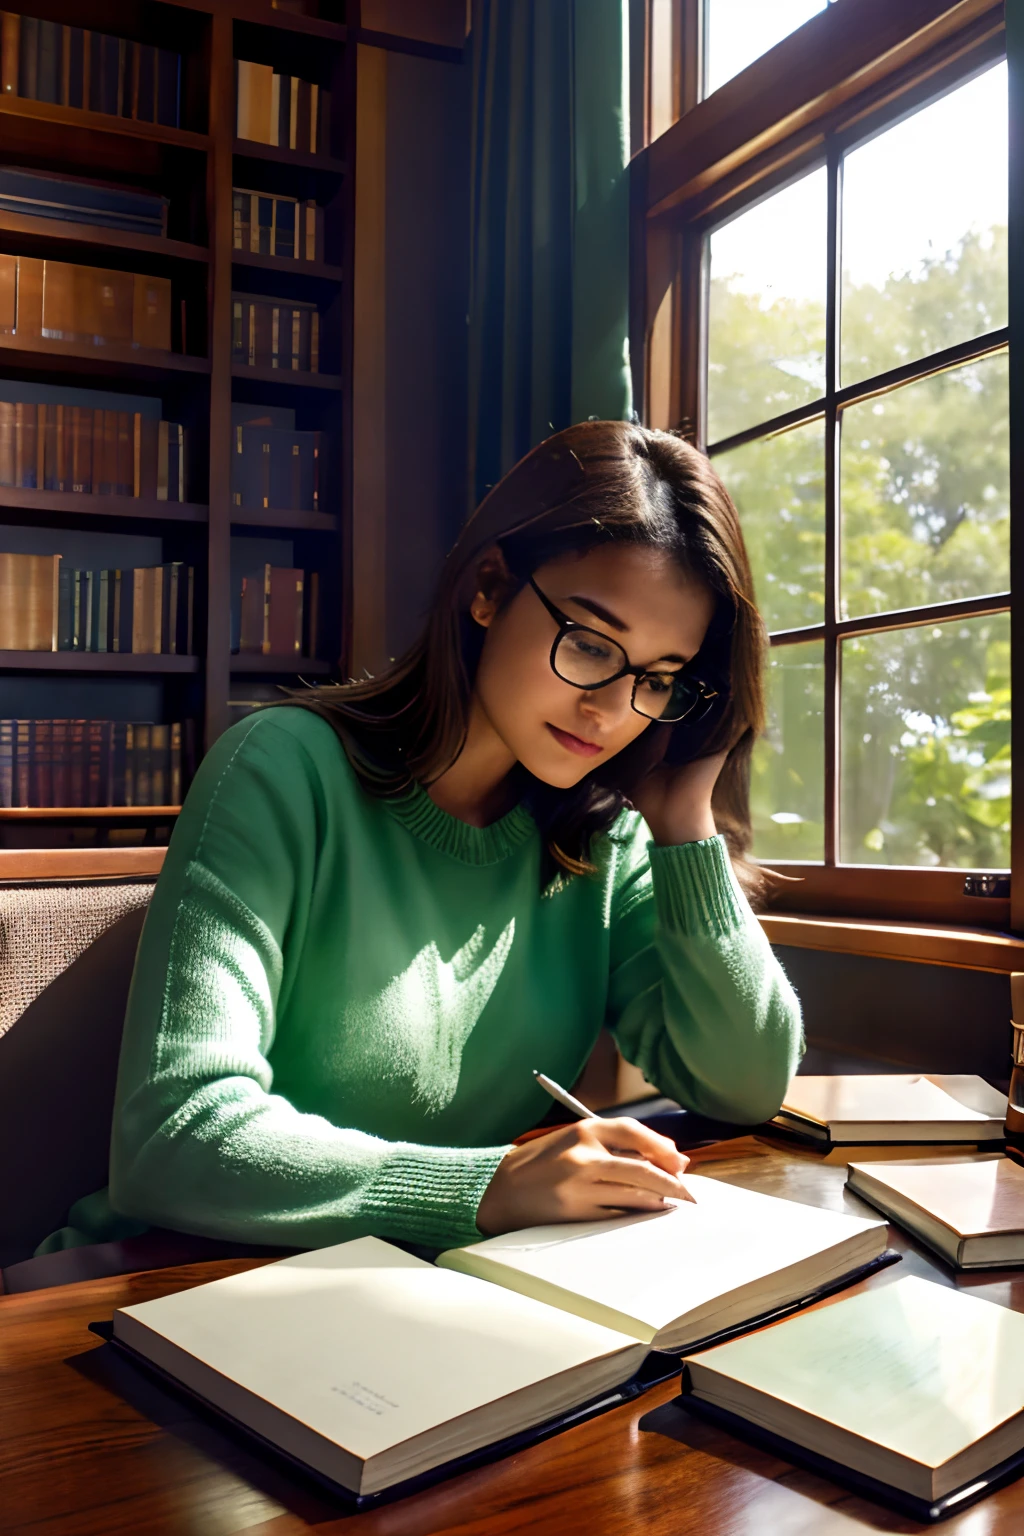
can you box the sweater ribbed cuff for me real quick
[359,1142,513,1250]
[648,835,746,937]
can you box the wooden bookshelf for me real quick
[0,0,353,854]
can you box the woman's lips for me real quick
[547,723,602,757]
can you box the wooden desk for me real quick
[5,1136,1024,1536]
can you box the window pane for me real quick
[706,0,827,97]
[708,168,827,445]
[715,421,825,632]
[751,641,825,861]
[841,64,1007,386]
[840,614,1010,868]
[840,353,1009,619]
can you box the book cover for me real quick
[0,718,14,808]
[68,718,85,807]
[36,18,60,105]
[170,721,182,805]
[18,14,37,100]
[150,723,168,804]
[132,566,162,654]
[134,722,152,805]
[267,567,304,656]
[51,719,68,806]
[1,12,19,98]
[0,400,13,484]
[0,252,15,332]
[15,255,43,337]
[30,718,52,807]
[132,274,172,351]
[14,719,30,806]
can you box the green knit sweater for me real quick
[44,706,803,1255]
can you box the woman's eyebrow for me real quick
[565,595,687,666]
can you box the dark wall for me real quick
[773,945,1012,1082]
[384,49,472,661]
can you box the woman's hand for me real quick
[475,1117,691,1236]
[629,749,728,846]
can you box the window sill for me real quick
[761,913,1024,973]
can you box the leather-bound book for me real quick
[14,719,30,806]
[107,720,126,805]
[274,195,296,259]
[14,401,38,489]
[267,567,304,657]
[305,570,319,658]
[132,566,163,654]
[133,273,172,350]
[150,723,168,804]
[133,722,152,805]
[51,719,68,807]
[70,404,92,492]
[36,18,60,104]
[123,722,135,806]
[86,719,105,806]
[0,552,60,650]
[1,12,19,97]
[0,400,13,484]
[18,14,36,99]
[0,717,12,808]
[239,566,270,653]
[0,252,15,332]
[117,410,133,493]
[170,721,182,805]
[30,718,52,808]
[236,60,276,144]
[67,718,86,807]
[15,255,43,338]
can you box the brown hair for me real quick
[291,421,767,895]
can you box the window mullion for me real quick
[823,142,841,868]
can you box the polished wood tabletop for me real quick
[5,1135,1024,1536]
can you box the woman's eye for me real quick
[570,634,613,661]
[643,675,673,695]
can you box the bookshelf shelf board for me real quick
[0,210,208,267]
[0,806,181,820]
[0,652,200,674]
[0,95,211,154]
[0,487,208,525]
[231,506,336,532]
[233,140,347,177]
[232,250,343,283]
[0,333,210,384]
[231,362,341,392]
[230,6,347,42]
[231,655,332,675]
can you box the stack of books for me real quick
[233,186,321,262]
[0,554,194,654]
[231,293,319,372]
[232,405,319,512]
[0,400,187,500]
[239,563,318,658]
[0,166,169,237]
[0,718,186,807]
[57,562,194,655]
[0,13,181,126]
[0,254,173,351]
[235,59,330,153]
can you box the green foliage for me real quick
[709,225,1010,868]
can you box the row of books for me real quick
[232,295,320,373]
[0,719,187,808]
[0,254,173,351]
[0,554,193,654]
[0,165,169,238]
[233,424,320,512]
[0,403,187,500]
[233,188,322,263]
[0,13,181,126]
[235,60,330,154]
[239,564,319,658]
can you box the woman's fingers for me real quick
[586,1116,689,1175]
[590,1151,690,1202]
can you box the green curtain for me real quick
[467,0,632,510]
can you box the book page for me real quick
[115,1237,642,1462]
[439,1176,884,1336]
[686,1274,1024,1469]
[782,1075,996,1128]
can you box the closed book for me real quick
[15,255,43,338]
[169,721,182,804]
[237,59,275,144]
[117,411,133,494]
[1,12,19,98]
[14,719,29,806]
[36,18,60,104]
[17,14,36,99]
[317,87,331,155]
[51,718,69,806]
[232,190,247,251]
[132,274,172,350]
[847,1154,1024,1269]
[0,552,60,650]
[0,251,15,331]
[267,567,303,656]
[66,26,83,109]
[274,194,295,259]
[85,719,105,806]
[0,718,12,807]
[294,77,311,155]
[134,42,156,123]
[57,565,72,649]
[70,569,82,651]
[132,566,162,654]
[681,1274,1024,1518]
[111,570,123,651]
[14,400,37,487]
[239,566,270,653]
[161,562,180,654]
[70,405,92,492]
[107,721,127,805]
[67,719,86,806]
[155,48,179,128]
[30,718,52,807]
[96,568,109,652]
[150,722,168,804]
[305,570,319,658]
[303,200,318,262]
[133,722,152,805]
[0,399,13,483]
[123,722,134,806]
[0,167,168,235]
[257,194,274,256]
[773,1075,1008,1146]
[80,569,95,652]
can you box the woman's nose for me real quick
[579,675,634,724]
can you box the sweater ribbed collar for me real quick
[382,780,537,866]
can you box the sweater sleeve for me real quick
[604,826,804,1124]
[109,712,510,1253]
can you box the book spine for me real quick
[97,568,109,653]
[86,719,104,806]
[170,720,181,805]
[117,411,132,494]
[16,255,44,339]
[0,399,13,485]
[151,723,168,805]
[15,719,29,806]
[135,722,151,805]
[19,15,37,101]
[306,569,319,658]
[50,719,67,806]
[123,722,134,807]
[111,569,121,652]
[32,718,52,807]
[60,23,70,107]
[132,273,172,350]
[0,251,15,332]
[1,12,20,98]
[0,718,13,808]
[57,565,72,650]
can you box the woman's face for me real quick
[471,543,717,788]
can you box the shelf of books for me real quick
[0,2,351,862]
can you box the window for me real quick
[642,2,1014,926]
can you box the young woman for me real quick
[47,420,802,1257]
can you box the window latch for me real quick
[963,875,1010,898]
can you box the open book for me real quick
[681,1274,1024,1517]
[773,1074,1007,1145]
[111,1176,886,1500]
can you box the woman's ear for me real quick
[470,545,515,629]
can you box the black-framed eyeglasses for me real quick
[528,577,719,724]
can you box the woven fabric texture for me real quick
[0,883,153,1039]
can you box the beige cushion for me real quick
[0,881,153,1039]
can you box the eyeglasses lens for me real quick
[553,629,628,687]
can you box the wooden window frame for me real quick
[637,0,1020,932]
